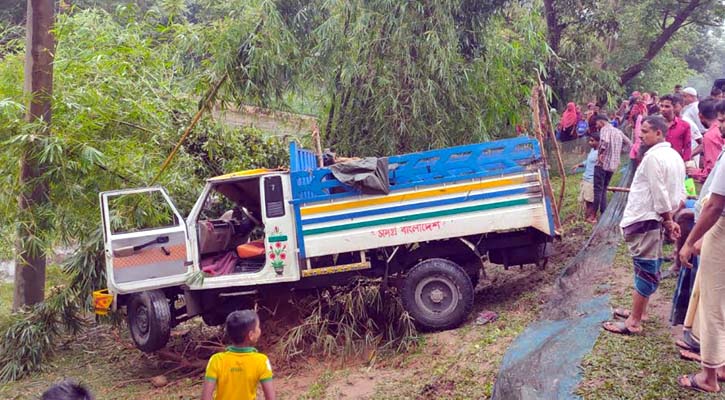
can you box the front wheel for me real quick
[402,258,474,331]
[127,290,171,353]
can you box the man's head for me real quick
[42,380,94,400]
[659,94,681,120]
[716,100,725,138]
[640,115,668,146]
[711,87,723,99]
[226,309,261,346]
[682,87,698,105]
[588,131,600,149]
[674,84,683,93]
[594,115,610,131]
[698,97,719,128]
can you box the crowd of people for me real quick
[566,84,725,394]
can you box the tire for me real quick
[127,290,171,353]
[468,269,481,288]
[202,311,227,327]
[402,258,474,331]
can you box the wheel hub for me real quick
[429,288,446,303]
[136,305,149,335]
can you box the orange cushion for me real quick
[236,240,265,258]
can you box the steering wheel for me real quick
[240,206,262,227]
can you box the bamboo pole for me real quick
[537,75,567,215]
[150,74,228,186]
[311,121,324,168]
[531,85,562,231]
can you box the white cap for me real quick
[682,87,697,97]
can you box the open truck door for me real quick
[100,187,191,294]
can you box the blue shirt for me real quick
[583,149,598,182]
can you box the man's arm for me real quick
[201,380,216,400]
[262,380,276,400]
[619,129,632,147]
[646,157,682,238]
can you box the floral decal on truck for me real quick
[267,226,288,275]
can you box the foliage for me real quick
[542,0,725,103]
[0,7,287,381]
[281,279,418,360]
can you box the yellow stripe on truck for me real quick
[300,175,529,216]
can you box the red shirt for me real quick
[666,117,692,161]
[690,122,723,182]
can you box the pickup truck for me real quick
[95,137,557,352]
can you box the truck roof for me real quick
[207,168,286,183]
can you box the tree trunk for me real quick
[542,0,566,108]
[542,0,562,54]
[13,0,55,311]
[619,0,701,85]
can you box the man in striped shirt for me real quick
[592,115,632,218]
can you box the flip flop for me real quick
[679,349,701,363]
[678,373,720,393]
[675,339,700,353]
[612,308,649,322]
[602,320,641,335]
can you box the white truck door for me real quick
[100,187,191,293]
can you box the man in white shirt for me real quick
[682,87,706,133]
[603,115,685,335]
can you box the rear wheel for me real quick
[402,258,474,330]
[127,290,171,353]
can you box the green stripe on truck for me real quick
[302,198,532,236]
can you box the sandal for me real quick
[678,373,720,393]
[675,339,700,353]
[679,349,701,363]
[613,308,649,322]
[602,320,641,335]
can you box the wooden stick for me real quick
[537,74,566,227]
[607,186,697,200]
[150,74,228,185]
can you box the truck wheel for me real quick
[202,311,227,327]
[402,258,474,331]
[127,290,171,353]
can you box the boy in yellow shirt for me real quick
[202,310,275,400]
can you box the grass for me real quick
[577,242,725,400]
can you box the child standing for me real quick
[572,132,600,224]
[202,310,275,400]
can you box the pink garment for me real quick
[629,115,644,159]
[690,123,724,182]
[559,102,578,129]
[201,251,238,276]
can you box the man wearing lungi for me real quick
[602,115,685,335]
[677,100,725,394]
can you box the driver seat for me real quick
[236,240,265,259]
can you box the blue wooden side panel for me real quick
[289,141,318,172]
[290,137,542,203]
[288,141,318,259]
